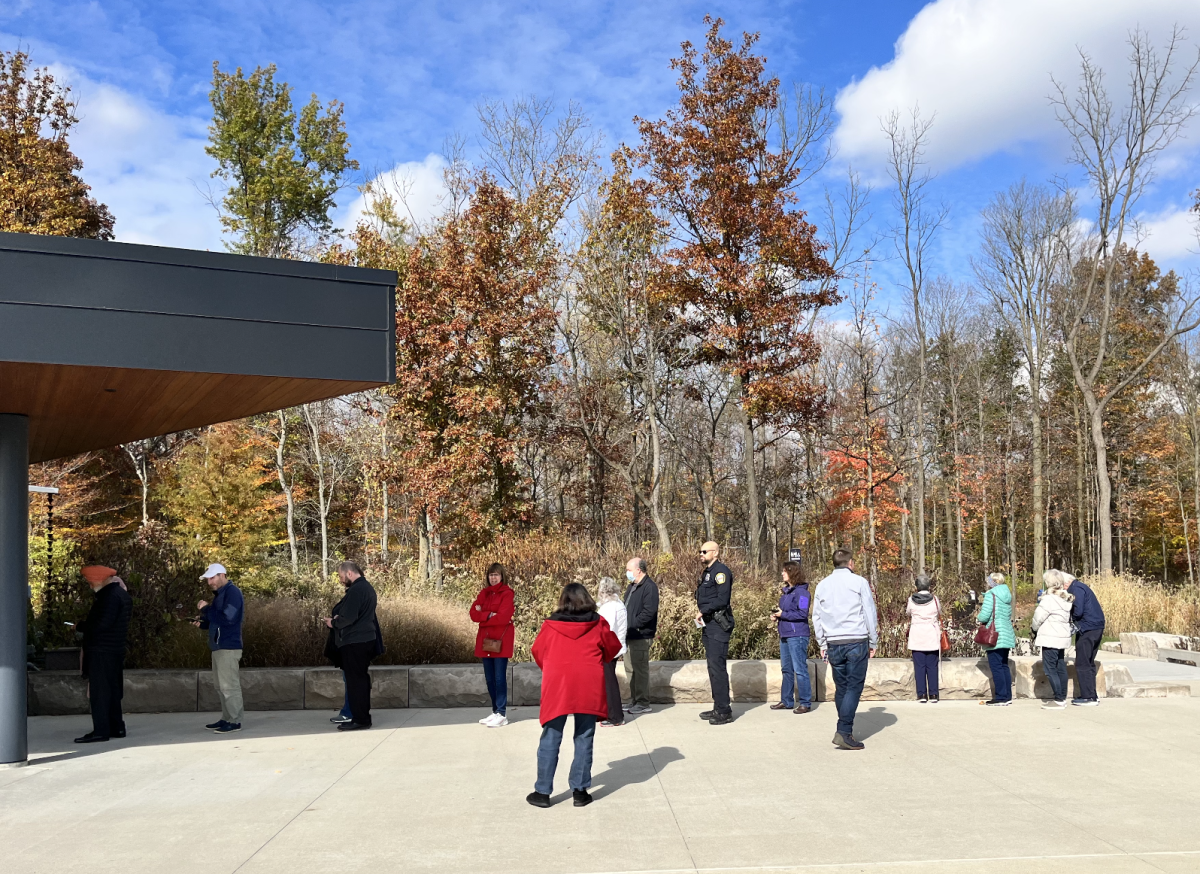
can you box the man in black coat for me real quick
[622,557,659,714]
[324,561,379,731]
[76,565,133,743]
[695,541,735,725]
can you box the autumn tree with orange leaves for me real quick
[629,17,838,566]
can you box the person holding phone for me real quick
[471,562,515,727]
[906,574,941,703]
[770,560,812,713]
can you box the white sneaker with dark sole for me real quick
[1072,699,1100,707]
[1042,700,1066,710]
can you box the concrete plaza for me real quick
[3,698,1200,874]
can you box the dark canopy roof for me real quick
[0,232,396,462]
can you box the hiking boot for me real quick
[833,733,865,750]
[526,792,552,808]
[708,711,733,725]
[572,789,593,807]
[699,709,716,720]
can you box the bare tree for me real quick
[1052,27,1200,573]
[883,107,947,572]
[976,180,1074,587]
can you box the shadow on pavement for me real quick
[854,706,898,740]
[589,746,685,800]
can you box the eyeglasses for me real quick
[699,549,713,555]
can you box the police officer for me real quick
[695,541,734,725]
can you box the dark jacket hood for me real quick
[545,612,600,639]
[911,592,934,605]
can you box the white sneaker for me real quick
[487,715,509,727]
[1042,700,1066,710]
[479,713,497,725]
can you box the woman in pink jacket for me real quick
[906,575,943,702]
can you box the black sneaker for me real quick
[214,722,242,733]
[698,709,716,720]
[708,711,733,725]
[929,696,939,704]
[917,696,928,703]
[337,721,371,731]
[330,714,353,724]
[572,789,593,807]
[526,791,552,808]
[834,733,865,750]
[206,720,226,731]
[74,732,109,744]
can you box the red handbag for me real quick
[935,597,951,652]
[974,592,999,647]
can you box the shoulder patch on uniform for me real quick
[716,573,727,584]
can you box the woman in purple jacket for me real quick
[770,560,812,713]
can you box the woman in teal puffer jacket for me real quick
[977,573,1016,705]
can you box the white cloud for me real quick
[64,71,222,250]
[1138,206,1199,261]
[339,154,450,235]
[833,0,1200,171]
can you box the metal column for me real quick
[0,414,29,765]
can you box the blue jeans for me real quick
[482,657,508,716]
[535,714,596,795]
[827,640,870,739]
[987,648,1012,701]
[1042,647,1067,701]
[339,671,351,719]
[780,636,811,707]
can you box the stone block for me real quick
[649,660,711,702]
[1119,632,1188,659]
[1108,682,1192,698]
[1100,641,1123,653]
[27,671,89,715]
[1103,664,1134,696]
[409,664,491,707]
[123,670,198,713]
[198,668,304,711]
[303,667,408,709]
[924,658,992,700]
[813,658,918,702]
[511,662,542,707]
[730,660,775,702]
[369,666,409,709]
[304,668,345,710]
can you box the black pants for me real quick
[339,642,375,726]
[86,650,125,738]
[703,627,731,714]
[603,657,624,724]
[1074,628,1103,701]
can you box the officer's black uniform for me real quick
[79,582,132,741]
[696,559,734,719]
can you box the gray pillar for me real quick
[0,415,29,765]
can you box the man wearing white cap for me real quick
[196,563,245,733]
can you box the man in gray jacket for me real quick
[324,561,379,731]
[811,549,878,751]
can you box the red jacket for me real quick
[531,614,622,725]
[470,583,515,659]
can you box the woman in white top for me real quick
[906,574,943,702]
[596,577,628,726]
[1033,569,1076,709]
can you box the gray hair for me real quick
[597,576,622,604]
[986,572,1006,589]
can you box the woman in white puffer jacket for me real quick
[1032,569,1076,709]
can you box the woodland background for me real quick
[5,19,1200,668]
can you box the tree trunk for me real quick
[1074,396,1088,575]
[275,411,299,577]
[1092,402,1113,574]
[738,378,763,566]
[1030,369,1045,589]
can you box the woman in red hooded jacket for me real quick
[470,563,515,727]
[527,583,622,808]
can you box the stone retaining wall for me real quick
[26,656,1115,716]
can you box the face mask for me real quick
[626,571,637,583]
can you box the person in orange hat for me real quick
[76,565,133,744]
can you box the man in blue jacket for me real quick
[197,563,245,733]
[1066,577,1106,706]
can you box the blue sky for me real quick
[4,0,1199,308]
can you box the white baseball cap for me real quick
[200,563,228,580]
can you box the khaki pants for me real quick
[624,638,652,706]
[212,648,244,723]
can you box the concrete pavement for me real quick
[4,698,1200,873]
